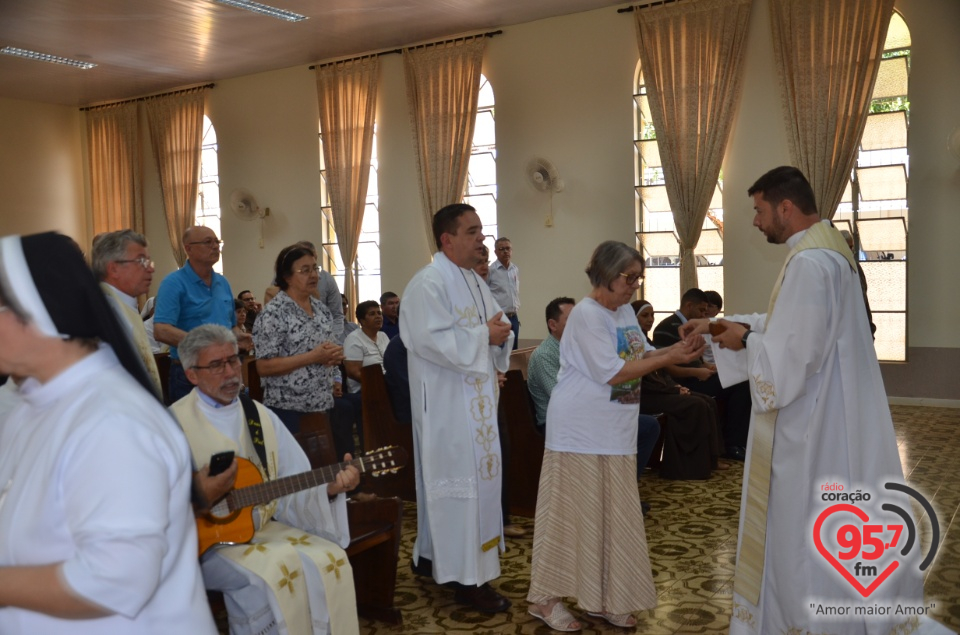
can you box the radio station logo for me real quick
[813,482,939,600]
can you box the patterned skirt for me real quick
[527,449,657,614]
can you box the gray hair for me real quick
[179,324,237,369]
[585,240,643,290]
[91,230,147,281]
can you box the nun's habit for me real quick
[0,232,216,634]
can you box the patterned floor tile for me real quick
[226,405,960,634]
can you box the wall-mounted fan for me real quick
[229,188,270,248]
[526,157,564,227]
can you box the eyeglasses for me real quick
[186,239,222,247]
[192,354,241,374]
[295,265,321,275]
[115,257,154,270]
[619,272,645,286]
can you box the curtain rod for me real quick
[310,29,502,70]
[618,0,681,13]
[80,83,215,111]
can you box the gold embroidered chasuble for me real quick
[172,391,358,635]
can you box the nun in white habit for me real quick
[0,232,216,635]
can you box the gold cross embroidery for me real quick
[324,551,346,581]
[286,534,312,546]
[277,563,301,595]
[243,543,268,557]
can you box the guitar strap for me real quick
[238,392,269,479]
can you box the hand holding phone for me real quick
[208,451,235,476]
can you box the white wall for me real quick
[0,98,86,243]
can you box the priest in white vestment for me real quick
[173,324,361,635]
[401,204,514,613]
[0,232,216,634]
[682,167,952,635]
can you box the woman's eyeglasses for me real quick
[618,272,645,286]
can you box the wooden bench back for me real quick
[498,368,545,518]
[360,364,416,501]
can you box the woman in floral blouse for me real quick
[252,244,345,434]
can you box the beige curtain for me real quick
[635,0,753,292]
[404,37,486,255]
[86,102,142,236]
[315,57,380,309]
[144,87,208,266]
[770,0,895,219]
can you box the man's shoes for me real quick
[724,446,747,461]
[410,557,433,578]
[452,582,512,613]
[503,524,526,537]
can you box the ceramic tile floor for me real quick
[353,405,959,634]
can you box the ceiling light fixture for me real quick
[0,46,97,69]
[213,0,308,22]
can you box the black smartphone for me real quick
[208,450,235,476]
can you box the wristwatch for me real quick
[741,330,751,349]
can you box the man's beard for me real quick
[216,378,242,402]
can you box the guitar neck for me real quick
[228,458,360,511]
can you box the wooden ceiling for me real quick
[0,0,627,107]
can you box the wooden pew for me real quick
[297,412,404,625]
[153,352,171,404]
[359,364,416,501]
[497,368,545,518]
[244,357,263,402]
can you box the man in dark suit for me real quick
[653,288,750,460]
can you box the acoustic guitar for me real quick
[197,446,407,555]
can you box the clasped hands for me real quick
[679,318,749,351]
[312,341,345,366]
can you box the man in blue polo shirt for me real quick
[154,225,251,402]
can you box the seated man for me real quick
[379,292,400,340]
[701,290,723,365]
[382,334,411,424]
[172,324,361,635]
[337,294,360,345]
[237,289,261,333]
[528,297,660,485]
[653,287,751,461]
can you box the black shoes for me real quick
[410,557,433,578]
[451,582,512,613]
[725,446,747,461]
[410,558,511,613]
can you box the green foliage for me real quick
[870,96,909,114]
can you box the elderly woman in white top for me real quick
[526,241,704,632]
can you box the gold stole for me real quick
[101,283,162,395]
[172,392,358,635]
[734,221,856,605]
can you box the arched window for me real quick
[464,74,498,254]
[835,11,910,361]
[634,66,724,323]
[318,126,381,302]
[195,115,222,274]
